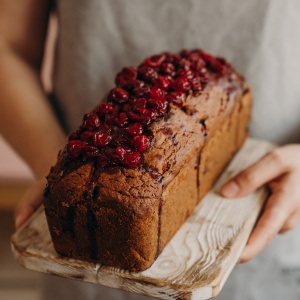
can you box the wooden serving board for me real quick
[11,138,274,300]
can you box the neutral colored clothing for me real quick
[47,0,300,299]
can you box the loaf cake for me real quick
[43,49,251,272]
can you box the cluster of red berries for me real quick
[66,49,228,168]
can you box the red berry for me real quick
[138,66,158,82]
[127,111,145,122]
[131,135,150,152]
[112,132,130,147]
[176,69,193,80]
[190,76,202,92]
[171,76,191,92]
[83,145,100,157]
[131,97,147,109]
[114,112,128,127]
[167,91,185,108]
[97,103,114,115]
[115,67,137,86]
[160,62,175,76]
[113,146,127,162]
[132,85,150,97]
[80,130,94,142]
[93,131,112,147]
[177,58,191,70]
[126,123,143,136]
[164,53,180,64]
[201,52,225,74]
[147,98,168,116]
[67,140,85,159]
[97,153,110,167]
[123,151,141,167]
[148,88,165,100]
[122,66,138,79]
[124,79,145,91]
[68,132,79,141]
[141,54,166,67]
[154,76,171,91]
[108,88,129,103]
[84,113,101,130]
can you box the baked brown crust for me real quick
[44,51,251,272]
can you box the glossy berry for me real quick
[68,132,79,141]
[138,66,158,82]
[167,91,185,108]
[123,151,141,167]
[141,54,166,67]
[83,145,100,157]
[108,87,129,103]
[84,114,101,130]
[148,88,165,100]
[97,103,114,115]
[176,69,193,80]
[131,97,147,109]
[160,62,175,76]
[80,131,94,142]
[67,140,85,159]
[132,85,150,97]
[154,76,171,91]
[126,123,143,136]
[171,76,191,92]
[93,131,112,147]
[97,153,110,167]
[201,52,225,74]
[115,112,128,127]
[124,79,145,91]
[177,58,191,70]
[147,98,168,115]
[115,67,137,86]
[131,135,150,152]
[190,76,202,92]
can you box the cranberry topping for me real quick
[97,103,114,115]
[83,114,101,130]
[138,66,158,82]
[131,135,150,152]
[83,145,100,158]
[115,67,138,86]
[141,53,166,67]
[67,140,86,159]
[126,123,143,136]
[93,131,112,147]
[171,76,191,92]
[81,131,94,142]
[66,49,234,168]
[154,76,171,91]
[167,92,185,108]
[108,88,129,103]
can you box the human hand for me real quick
[220,145,300,263]
[14,178,46,229]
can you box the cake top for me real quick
[66,49,240,168]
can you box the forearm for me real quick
[0,41,66,179]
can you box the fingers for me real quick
[239,173,300,263]
[239,192,289,263]
[279,209,300,234]
[220,149,291,198]
[14,178,46,229]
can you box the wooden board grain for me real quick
[11,138,274,300]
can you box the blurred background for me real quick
[0,14,57,300]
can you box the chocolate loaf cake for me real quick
[43,49,251,272]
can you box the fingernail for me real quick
[221,181,240,198]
